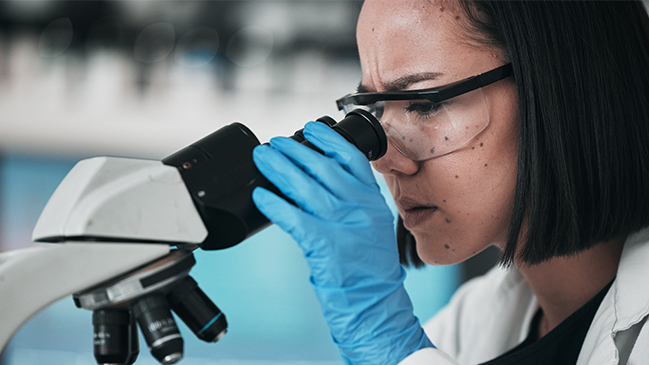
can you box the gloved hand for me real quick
[252,121,434,365]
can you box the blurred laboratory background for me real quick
[0,1,498,365]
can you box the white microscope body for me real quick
[0,157,209,364]
[0,120,276,365]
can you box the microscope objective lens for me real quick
[168,276,228,343]
[92,308,139,365]
[131,294,184,365]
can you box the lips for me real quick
[396,198,438,228]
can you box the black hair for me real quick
[397,215,425,268]
[398,1,649,267]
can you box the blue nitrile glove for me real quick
[252,121,434,365]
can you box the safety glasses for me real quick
[336,63,513,161]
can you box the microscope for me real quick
[0,109,387,365]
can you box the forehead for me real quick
[357,0,500,91]
[358,0,463,36]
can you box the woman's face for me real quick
[359,0,520,265]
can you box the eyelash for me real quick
[405,101,445,117]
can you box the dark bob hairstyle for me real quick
[398,0,649,267]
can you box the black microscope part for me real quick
[168,276,228,343]
[162,109,387,251]
[132,294,184,365]
[93,308,139,365]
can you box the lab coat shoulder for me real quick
[577,229,649,364]
[399,265,537,365]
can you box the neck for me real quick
[516,237,626,338]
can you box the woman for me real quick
[252,1,649,364]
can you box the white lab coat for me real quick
[400,228,649,365]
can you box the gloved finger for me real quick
[252,187,319,249]
[267,136,371,202]
[303,121,378,188]
[253,144,346,218]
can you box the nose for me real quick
[371,138,421,176]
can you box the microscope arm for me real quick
[1,155,202,356]
[0,242,170,354]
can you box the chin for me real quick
[419,251,468,266]
[415,241,469,266]
[414,232,490,266]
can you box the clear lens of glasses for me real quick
[340,87,489,161]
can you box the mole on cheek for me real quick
[444,244,450,249]
[445,218,452,223]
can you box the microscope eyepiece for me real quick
[290,109,387,161]
[132,294,184,365]
[330,109,388,161]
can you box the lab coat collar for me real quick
[577,227,649,365]
[612,228,649,332]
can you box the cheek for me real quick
[413,103,519,264]
[415,155,517,265]
[414,161,517,265]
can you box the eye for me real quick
[405,101,445,117]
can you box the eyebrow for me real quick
[356,72,444,93]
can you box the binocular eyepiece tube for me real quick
[162,108,388,251]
